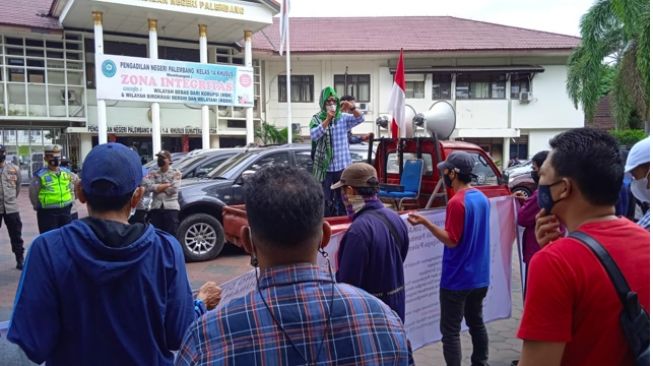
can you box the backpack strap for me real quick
[361,208,403,250]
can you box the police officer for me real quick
[0,145,25,269]
[145,150,181,236]
[29,144,76,233]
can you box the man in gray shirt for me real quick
[0,145,24,269]
[145,150,181,236]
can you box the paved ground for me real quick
[0,187,523,365]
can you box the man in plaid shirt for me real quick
[310,86,365,216]
[176,166,413,366]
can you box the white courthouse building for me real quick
[0,1,583,180]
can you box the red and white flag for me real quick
[279,0,290,55]
[388,49,406,139]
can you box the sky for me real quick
[287,0,596,36]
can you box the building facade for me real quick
[0,4,583,174]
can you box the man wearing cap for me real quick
[408,151,491,366]
[8,143,219,365]
[145,150,182,236]
[29,144,77,233]
[625,136,650,230]
[331,162,410,322]
[0,145,25,269]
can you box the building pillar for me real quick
[244,30,254,144]
[199,24,210,150]
[80,133,93,161]
[93,11,107,145]
[149,19,161,157]
[503,137,511,170]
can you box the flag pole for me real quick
[286,21,292,145]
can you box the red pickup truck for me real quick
[223,136,510,247]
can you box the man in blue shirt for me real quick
[8,143,217,366]
[310,86,365,216]
[409,151,491,366]
[176,165,413,365]
[332,162,410,321]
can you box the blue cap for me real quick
[437,151,476,176]
[81,143,143,197]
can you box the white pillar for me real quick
[199,24,210,150]
[244,30,254,144]
[93,11,107,145]
[503,137,511,170]
[149,19,161,156]
[80,133,93,162]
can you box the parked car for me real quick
[176,144,374,261]
[509,169,537,198]
[143,151,188,170]
[175,148,244,179]
[503,159,531,177]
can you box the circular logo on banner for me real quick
[239,73,252,87]
[102,60,117,78]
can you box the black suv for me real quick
[176,144,373,261]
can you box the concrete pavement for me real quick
[0,187,524,365]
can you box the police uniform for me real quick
[145,151,181,236]
[0,145,25,269]
[29,145,76,234]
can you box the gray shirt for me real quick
[0,162,21,214]
[144,167,181,210]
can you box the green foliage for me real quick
[255,122,301,145]
[567,0,649,130]
[609,128,647,146]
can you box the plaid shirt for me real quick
[311,113,365,172]
[175,263,413,366]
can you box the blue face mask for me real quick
[537,180,563,214]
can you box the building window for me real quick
[405,81,425,99]
[334,74,370,102]
[278,75,314,103]
[511,73,531,99]
[159,46,199,62]
[456,73,507,99]
[92,40,147,57]
[432,73,452,100]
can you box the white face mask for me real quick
[326,105,336,113]
[631,171,650,203]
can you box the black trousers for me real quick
[0,212,24,256]
[37,206,72,234]
[149,209,179,237]
[440,287,489,366]
[321,170,346,217]
[128,209,149,225]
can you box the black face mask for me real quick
[0,154,5,163]
[49,157,60,167]
[531,170,540,185]
[443,172,454,188]
[157,158,166,167]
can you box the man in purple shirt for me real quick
[332,163,410,321]
[310,86,365,216]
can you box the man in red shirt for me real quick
[517,128,650,365]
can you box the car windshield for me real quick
[208,151,258,179]
[175,155,204,171]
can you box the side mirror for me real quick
[236,170,256,185]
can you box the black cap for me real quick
[437,151,476,176]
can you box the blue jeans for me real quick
[322,170,346,217]
[440,287,489,366]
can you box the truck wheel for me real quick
[177,213,225,262]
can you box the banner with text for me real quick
[217,196,517,351]
[95,54,254,107]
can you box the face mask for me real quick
[157,158,166,167]
[631,171,650,203]
[537,180,563,214]
[531,170,540,185]
[326,105,336,113]
[342,191,367,220]
[443,172,454,188]
[0,154,5,163]
[49,157,60,167]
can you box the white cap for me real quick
[625,137,650,172]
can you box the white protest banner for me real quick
[215,196,517,352]
[95,54,254,107]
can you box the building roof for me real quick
[252,16,580,54]
[0,0,61,31]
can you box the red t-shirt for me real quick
[517,218,650,365]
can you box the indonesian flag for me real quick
[388,49,406,139]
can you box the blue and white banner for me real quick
[95,54,254,107]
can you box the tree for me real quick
[255,122,301,145]
[567,0,649,131]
